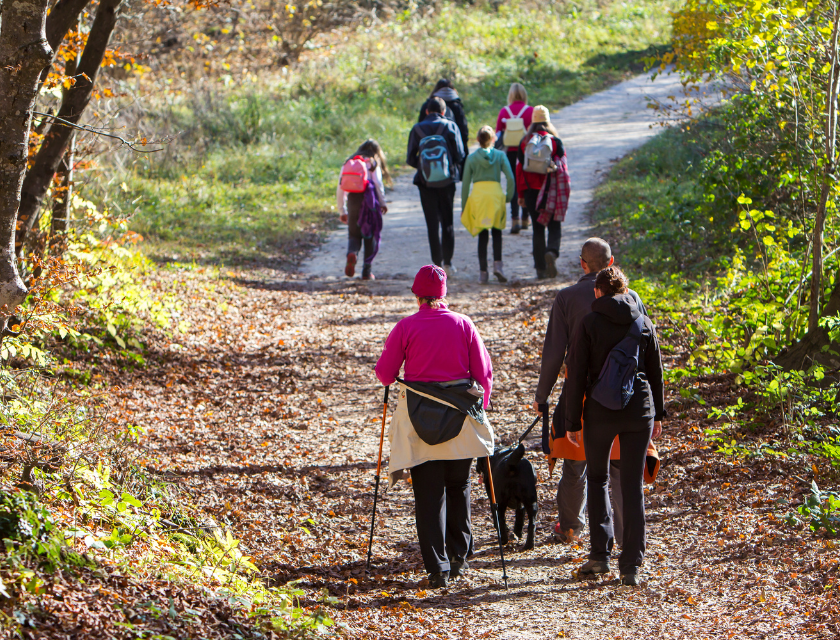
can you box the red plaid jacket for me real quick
[536,154,570,225]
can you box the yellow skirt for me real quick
[461,181,506,236]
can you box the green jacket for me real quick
[461,147,515,209]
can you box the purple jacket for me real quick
[375,304,493,409]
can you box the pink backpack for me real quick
[340,156,369,193]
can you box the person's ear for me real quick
[608,256,615,267]
[580,258,587,270]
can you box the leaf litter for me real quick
[64,265,840,638]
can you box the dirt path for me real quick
[106,72,835,639]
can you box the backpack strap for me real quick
[516,104,528,118]
[504,105,514,120]
[436,123,447,137]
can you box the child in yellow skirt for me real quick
[461,125,515,283]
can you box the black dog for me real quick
[476,443,538,550]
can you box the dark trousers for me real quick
[583,419,652,574]
[506,150,520,220]
[523,189,561,271]
[477,228,502,272]
[557,458,623,543]
[346,192,377,266]
[418,184,456,266]
[409,458,473,574]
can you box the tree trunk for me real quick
[807,0,840,332]
[777,272,840,370]
[15,0,123,258]
[0,0,54,319]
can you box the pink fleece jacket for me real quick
[375,304,493,408]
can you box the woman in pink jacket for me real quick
[495,83,533,234]
[375,265,494,589]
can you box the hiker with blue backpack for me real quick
[516,106,570,279]
[562,265,665,586]
[461,125,515,284]
[418,79,470,173]
[337,139,391,280]
[407,97,467,276]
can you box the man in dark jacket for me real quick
[532,238,647,544]
[407,97,466,274]
[418,80,470,166]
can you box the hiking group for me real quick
[337,80,570,281]
[371,236,665,589]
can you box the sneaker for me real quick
[493,261,507,283]
[450,559,468,578]
[361,265,375,280]
[344,253,357,278]
[544,251,558,279]
[510,219,521,235]
[620,573,640,586]
[552,522,577,544]
[536,270,548,280]
[479,271,489,284]
[443,264,456,279]
[576,560,610,578]
[428,571,449,589]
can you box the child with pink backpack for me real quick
[337,139,391,279]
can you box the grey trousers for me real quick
[557,459,623,542]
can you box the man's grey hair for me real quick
[581,238,612,272]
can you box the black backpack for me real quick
[588,316,645,410]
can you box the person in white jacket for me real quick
[336,139,390,279]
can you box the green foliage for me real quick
[116,0,675,261]
[787,481,840,537]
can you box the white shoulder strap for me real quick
[504,106,514,120]
[516,104,528,118]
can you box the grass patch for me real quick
[116,0,675,264]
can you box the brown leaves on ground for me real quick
[45,267,840,638]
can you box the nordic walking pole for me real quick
[484,456,509,589]
[365,385,389,574]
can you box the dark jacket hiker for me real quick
[563,266,665,583]
[407,113,466,187]
[418,86,469,164]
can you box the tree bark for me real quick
[0,0,54,318]
[777,272,840,370]
[807,0,840,332]
[15,0,123,257]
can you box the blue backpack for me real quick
[417,123,453,188]
[589,316,645,410]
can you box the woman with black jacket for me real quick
[418,78,469,167]
[563,266,665,586]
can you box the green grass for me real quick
[120,0,676,264]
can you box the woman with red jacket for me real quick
[495,83,533,234]
[516,106,564,279]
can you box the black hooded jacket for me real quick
[564,293,665,432]
[418,90,469,161]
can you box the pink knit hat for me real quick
[412,265,447,298]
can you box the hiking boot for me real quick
[544,251,558,279]
[553,522,578,544]
[344,252,357,278]
[576,560,610,578]
[510,219,521,235]
[479,271,489,284]
[493,261,507,283]
[536,270,548,280]
[521,216,530,230]
[450,559,468,578]
[361,264,375,280]
[443,264,456,279]
[428,571,449,589]
[620,572,640,587]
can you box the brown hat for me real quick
[532,105,550,124]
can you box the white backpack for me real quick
[523,134,553,174]
[502,105,528,147]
